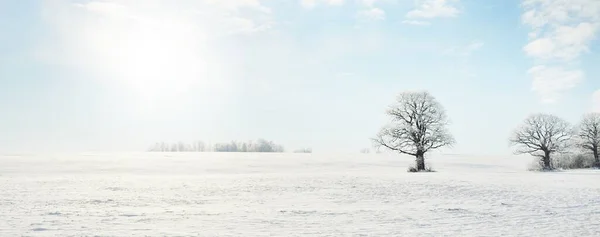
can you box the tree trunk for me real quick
[593,147,599,167]
[542,150,552,170]
[415,151,425,171]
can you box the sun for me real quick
[48,1,233,110]
[69,2,217,105]
[113,21,209,101]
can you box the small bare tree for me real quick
[510,114,572,170]
[576,113,600,167]
[373,91,455,171]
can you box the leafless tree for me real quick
[510,114,572,170]
[373,91,455,171]
[575,113,600,167]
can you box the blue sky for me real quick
[1,0,599,154]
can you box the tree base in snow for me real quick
[527,163,556,172]
[538,167,558,172]
[407,166,436,173]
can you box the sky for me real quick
[0,0,599,155]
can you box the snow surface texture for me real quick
[1,153,599,236]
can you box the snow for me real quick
[1,152,599,236]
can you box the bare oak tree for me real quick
[576,113,600,167]
[510,114,572,170]
[373,91,455,171]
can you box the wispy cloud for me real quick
[464,41,484,54]
[523,22,598,61]
[355,0,389,22]
[357,7,385,21]
[442,40,484,78]
[444,40,484,57]
[300,0,345,8]
[405,0,460,19]
[359,0,378,7]
[336,72,356,77]
[528,65,584,103]
[402,20,431,26]
[521,0,600,103]
[300,0,387,22]
[204,0,272,13]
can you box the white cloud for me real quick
[300,0,344,8]
[527,65,584,103]
[524,22,598,61]
[593,90,600,112]
[522,0,600,29]
[405,0,460,19]
[523,38,555,58]
[358,8,385,20]
[522,0,600,103]
[300,0,317,8]
[402,20,431,26]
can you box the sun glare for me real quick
[74,2,219,106]
[122,33,200,96]
[117,22,209,101]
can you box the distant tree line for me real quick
[148,141,207,152]
[294,148,313,153]
[213,139,284,153]
[147,139,286,153]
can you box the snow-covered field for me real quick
[1,153,599,236]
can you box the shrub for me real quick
[553,153,595,170]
